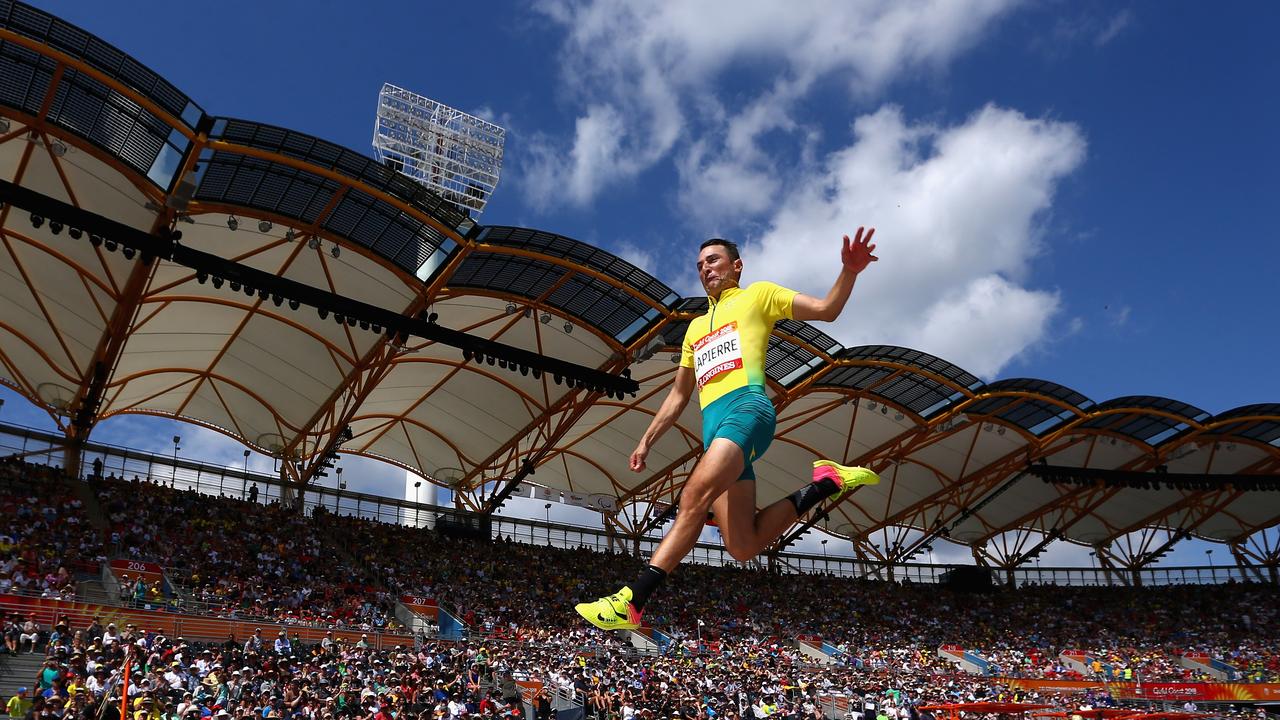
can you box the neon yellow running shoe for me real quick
[812,459,879,502]
[575,586,643,631]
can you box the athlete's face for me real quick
[696,245,742,298]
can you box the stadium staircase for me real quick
[937,644,991,675]
[1059,650,1113,678]
[159,567,202,608]
[796,636,837,665]
[1180,653,1239,681]
[627,626,664,655]
[76,578,113,605]
[70,476,110,533]
[436,606,469,640]
[0,650,49,697]
[818,640,860,668]
[65,476,118,607]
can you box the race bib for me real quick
[692,321,743,388]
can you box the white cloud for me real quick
[744,104,1086,378]
[1108,304,1132,328]
[525,0,1022,208]
[911,277,1059,378]
[613,240,657,275]
[1095,9,1134,47]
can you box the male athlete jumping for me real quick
[576,228,881,630]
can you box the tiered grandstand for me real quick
[0,3,1277,720]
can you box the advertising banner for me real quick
[0,592,412,649]
[1002,678,1280,703]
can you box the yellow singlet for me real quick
[679,281,798,409]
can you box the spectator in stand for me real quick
[273,631,291,656]
[4,613,21,654]
[5,688,30,720]
[244,628,263,655]
[19,615,40,653]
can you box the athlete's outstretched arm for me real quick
[630,365,695,472]
[791,227,877,323]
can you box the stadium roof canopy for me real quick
[1,1,1277,570]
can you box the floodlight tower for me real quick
[372,83,506,214]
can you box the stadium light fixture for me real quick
[29,213,43,228]
[563,322,573,334]
[171,435,181,485]
[284,229,296,242]
[258,220,272,233]
[308,236,321,250]
[50,139,66,157]
[505,302,517,315]
[372,83,506,215]
[226,215,238,231]
[540,313,551,325]
[330,243,341,258]
[48,220,63,235]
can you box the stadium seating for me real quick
[1,458,1277,720]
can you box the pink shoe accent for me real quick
[812,464,842,486]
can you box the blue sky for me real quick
[4,0,1277,567]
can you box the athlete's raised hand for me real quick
[629,442,649,472]
[841,227,878,274]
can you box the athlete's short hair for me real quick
[700,237,740,261]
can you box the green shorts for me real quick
[701,386,776,481]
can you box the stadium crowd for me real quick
[0,458,1278,720]
[97,476,401,632]
[6,611,1272,720]
[0,458,102,600]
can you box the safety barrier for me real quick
[0,592,413,648]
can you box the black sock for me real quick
[788,476,839,516]
[629,565,667,611]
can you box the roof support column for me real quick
[1231,536,1280,585]
[61,434,84,481]
[1091,545,1130,587]
[278,458,302,512]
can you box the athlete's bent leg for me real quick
[648,437,745,573]
[574,439,744,631]
[714,461,882,562]
[712,480,798,563]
